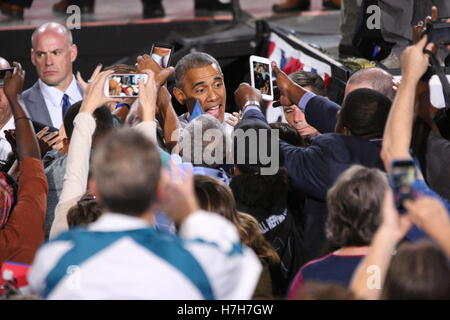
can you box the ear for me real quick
[173,87,186,106]
[70,44,78,63]
[31,49,36,67]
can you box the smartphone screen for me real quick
[390,160,418,213]
[106,74,148,97]
[150,43,174,68]
[430,26,450,46]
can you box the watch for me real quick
[243,100,261,109]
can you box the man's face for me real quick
[283,104,318,137]
[175,64,226,123]
[0,87,12,125]
[31,30,77,89]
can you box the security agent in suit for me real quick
[22,22,83,130]
[234,64,391,259]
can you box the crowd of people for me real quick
[0,3,450,299]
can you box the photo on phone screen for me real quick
[150,43,174,68]
[106,74,148,98]
[390,160,418,213]
[253,62,271,94]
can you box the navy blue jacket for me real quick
[304,95,340,134]
[243,107,385,259]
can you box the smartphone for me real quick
[32,121,59,134]
[426,21,450,46]
[0,68,15,86]
[389,160,419,213]
[250,55,274,101]
[104,74,148,98]
[150,42,174,68]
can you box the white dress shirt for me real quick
[0,116,15,161]
[39,75,83,129]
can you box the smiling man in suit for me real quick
[22,22,83,130]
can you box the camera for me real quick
[425,20,450,46]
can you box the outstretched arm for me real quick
[381,36,434,169]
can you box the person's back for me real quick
[30,214,219,299]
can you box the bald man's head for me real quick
[0,57,10,70]
[31,22,73,48]
[31,22,77,91]
[345,68,395,101]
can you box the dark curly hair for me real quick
[325,165,388,248]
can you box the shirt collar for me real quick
[38,75,79,106]
[88,212,154,232]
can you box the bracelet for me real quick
[14,116,31,122]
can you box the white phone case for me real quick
[249,55,274,101]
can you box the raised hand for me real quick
[79,68,116,114]
[76,64,102,92]
[400,35,435,82]
[3,62,25,102]
[159,161,199,224]
[36,128,61,156]
[233,83,262,111]
[138,69,158,122]
[271,61,305,108]
[136,54,174,86]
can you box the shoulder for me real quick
[22,81,40,97]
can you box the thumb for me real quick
[418,33,429,49]
[271,61,282,76]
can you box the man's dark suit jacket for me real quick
[243,107,385,259]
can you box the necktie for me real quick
[62,94,71,119]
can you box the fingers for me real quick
[36,127,49,139]
[40,131,59,143]
[157,67,175,86]
[398,214,413,238]
[431,6,438,22]
[271,61,280,75]
[225,115,238,127]
[46,134,63,147]
[76,71,87,89]
[418,33,429,48]
[89,64,103,82]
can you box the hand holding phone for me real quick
[389,160,419,213]
[0,68,15,86]
[150,42,174,68]
[250,55,274,101]
[104,74,148,98]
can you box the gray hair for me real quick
[326,165,388,247]
[181,114,226,167]
[31,22,73,48]
[174,52,222,88]
[347,67,395,101]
